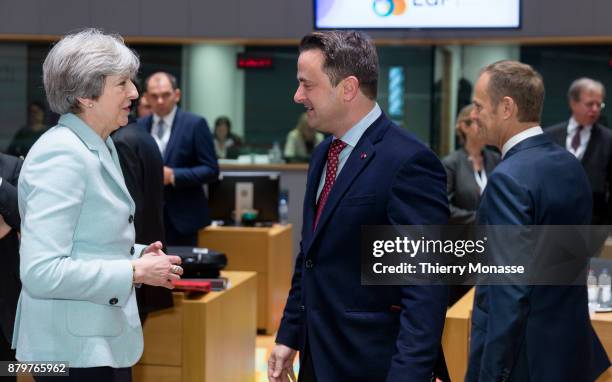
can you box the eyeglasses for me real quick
[582,101,606,110]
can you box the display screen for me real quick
[315,0,521,29]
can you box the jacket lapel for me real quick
[304,115,389,254]
[581,123,600,165]
[59,114,134,209]
[310,139,375,239]
[550,124,568,147]
[143,115,153,134]
[163,109,182,162]
[301,138,331,247]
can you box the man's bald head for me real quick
[145,72,181,118]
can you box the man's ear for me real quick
[174,88,182,104]
[501,96,517,120]
[341,76,360,102]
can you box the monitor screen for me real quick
[208,171,280,224]
[315,0,521,29]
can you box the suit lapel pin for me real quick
[360,152,367,160]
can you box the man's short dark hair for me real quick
[299,31,379,100]
[481,60,545,123]
[145,72,179,91]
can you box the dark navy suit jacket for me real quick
[112,124,173,319]
[137,109,219,235]
[276,113,450,381]
[467,134,610,382]
[0,153,22,344]
[545,122,612,225]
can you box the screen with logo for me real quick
[315,0,521,29]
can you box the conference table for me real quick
[442,288,612,381]
[199,224,292,334]
[133,271,257,382]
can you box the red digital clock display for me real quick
[237,55,274,69]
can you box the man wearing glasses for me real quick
[546,78,612,224]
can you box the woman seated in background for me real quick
[6,101,49,158]
[283,112,324,162]
[442,104,500,305]
[213,116,242,159]
[14,28,183,382]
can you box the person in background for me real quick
[283,112,324,162]
[138,72,219,246]
[14,28,184,382]
[213,116,242,159]
[136,92,152,118]
[7,101,48,158]
[545,78,612,224]
[112,119,172,324]
[442,104,500,306]
[443,104,500,225]
[0,153,22,382]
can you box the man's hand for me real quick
[163,166,174,185]
[0,215,10,239]
[268,344,297,382]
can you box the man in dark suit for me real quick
[466,60,610,381]
[138,72,219,246]
[112,122,173,323]
[0,153,22,380]
[545,78,612,224]
[268,31,450,382]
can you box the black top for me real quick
[111,123,172,316]
[0,153,22,342]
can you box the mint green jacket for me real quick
[13,114,146,367]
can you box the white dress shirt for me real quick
[316,103,382,200]
[151,106,177,155]
[501,126,544,159]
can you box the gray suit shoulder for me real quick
[441,148,466,168]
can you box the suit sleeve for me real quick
[442,155,476,225]
[0,156,22,229]
[19,146,134,307]
[476,172,533,381]
[385,149,450,381]
[172,118,219,188]
[275,245,304,350]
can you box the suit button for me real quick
[305,259,313,269]
[109,297,118,305]
[299,305,305,312]
[130,246,135,255]
[128,215,134,224]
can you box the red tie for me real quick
[314,139,347,230]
